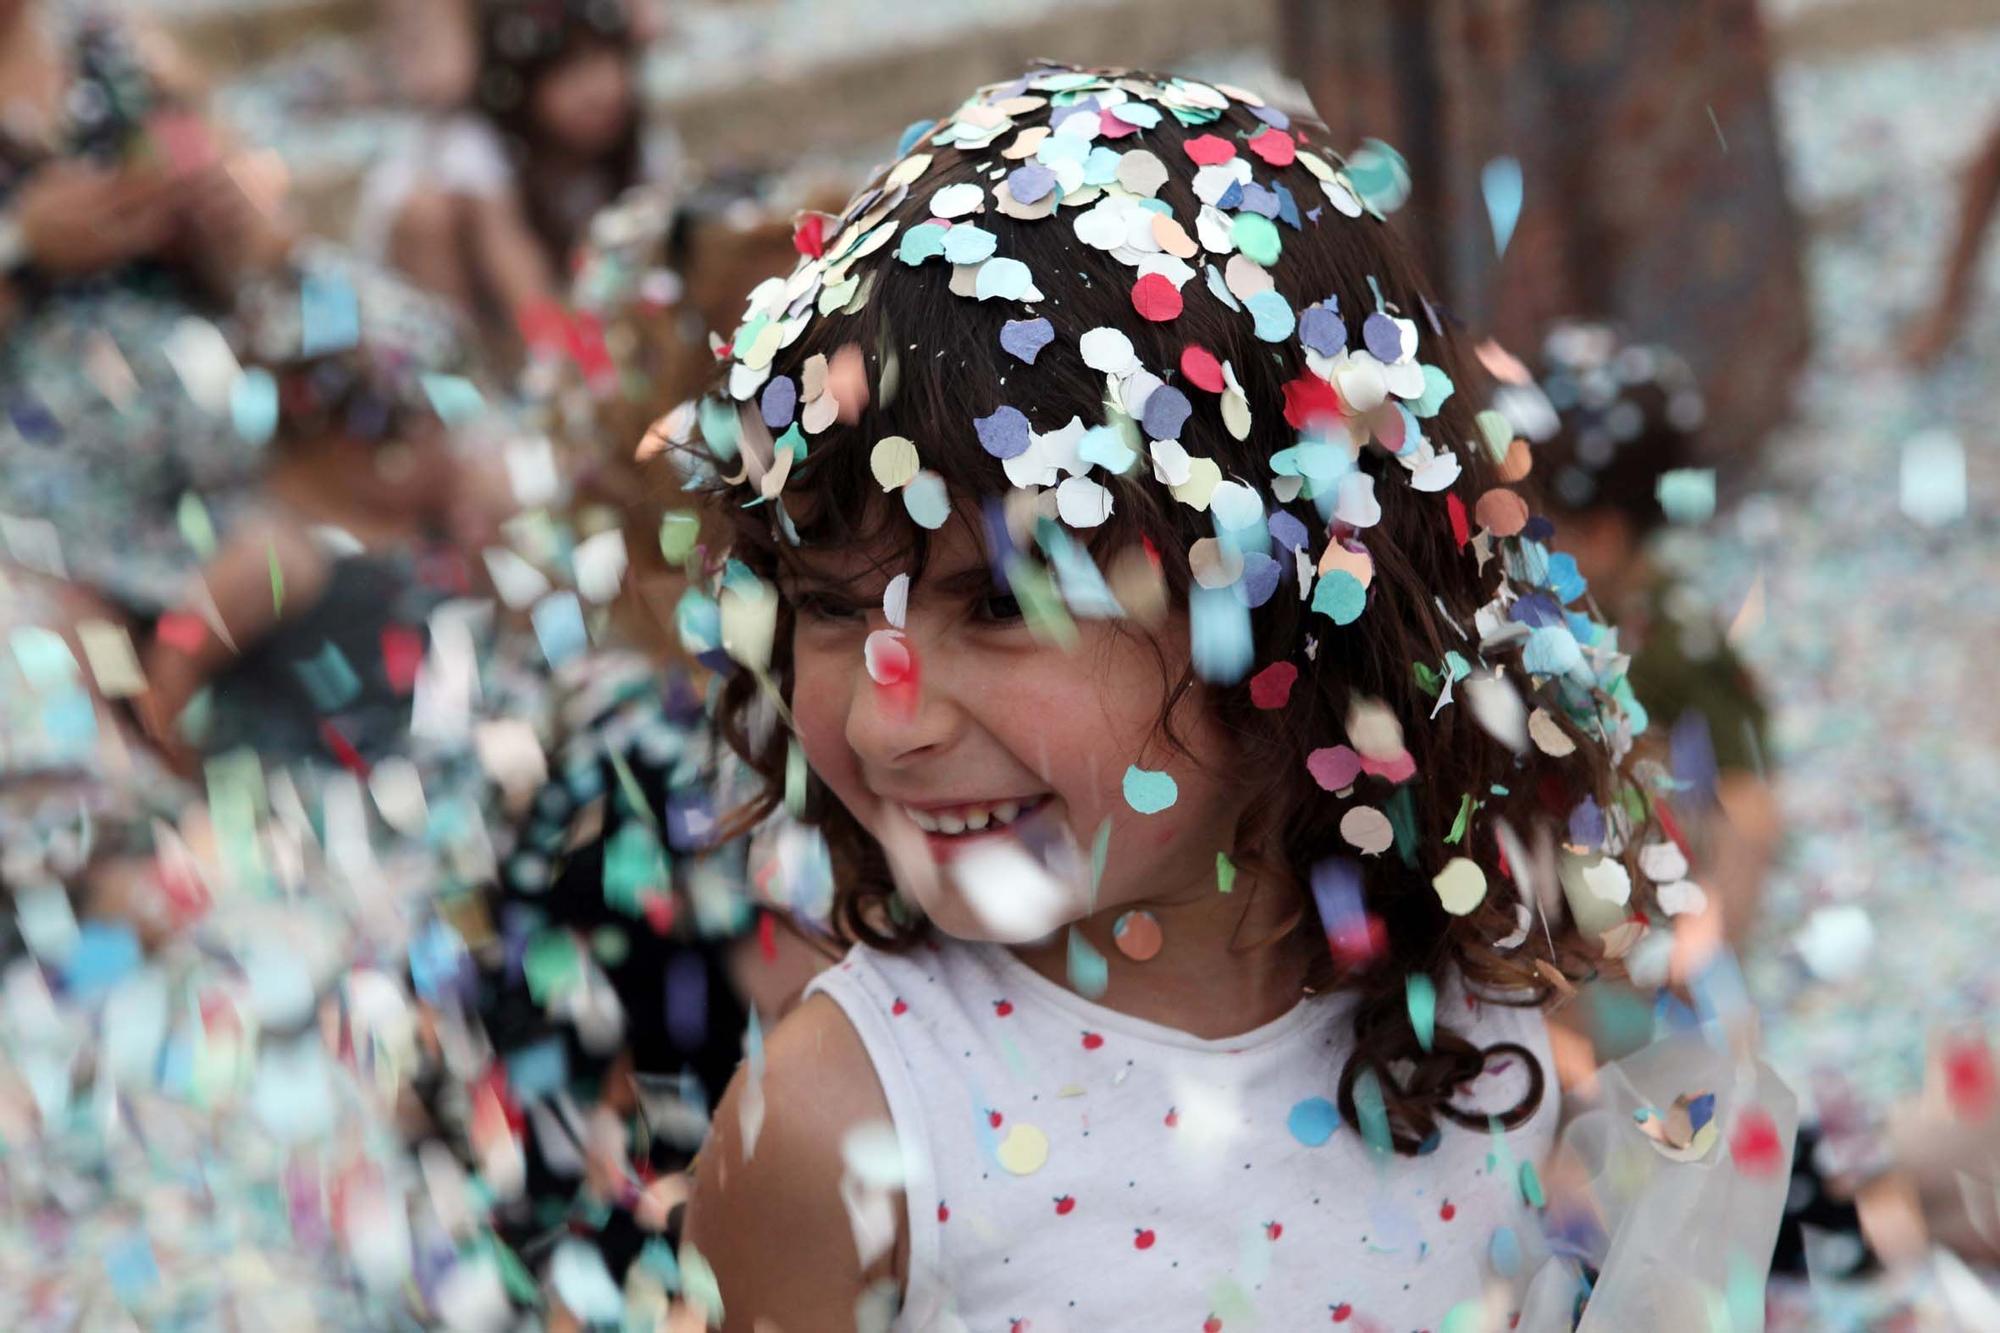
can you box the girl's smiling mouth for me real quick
[887,795,1056,859]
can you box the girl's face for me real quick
[529,43,634,159]
[784,512,1250,944]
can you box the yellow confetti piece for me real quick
[870,436,920,491]
[1433,857,1487,915]
[996,1123,1050,1175]
[75,620,147,698]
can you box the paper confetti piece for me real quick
[1216,852,1236,893]
[1131,273,1183,322]
[1406,974,1437,1051]
[1433,858,1487,915]
[530,592,588,668]
[871,436,920,491]
[1340,806,1394,855]
[974,257,1034,302]
[230,367,278,444]
[1068,926,1109,998]
[1123,765,1178,814]
[300,269,360,355]
[997,1123,1050,1175]
[1288,1097,1340,1147]
[1656,467,1718,524]
[975,405,1033,460]
[1481,156,1524,257]
[1249,660,1297,709]
[1245,290,1295,342]
[1307,745,1363,791]
[1055,475,1114,528]
[1311,570,1366,625]
[1000,317,1055,364]
[1184,134,1236,165]
[903,470,952,529]
[1080,327,1138,374]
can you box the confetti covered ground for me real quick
[1696,19,2000,1117]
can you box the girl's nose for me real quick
[843,626,961,770]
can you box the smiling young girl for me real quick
[670,65,1785,1332]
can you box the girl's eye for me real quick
[794,594,862,625]
[977,591,1024,624]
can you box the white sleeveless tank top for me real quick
[806,937,1561,1333]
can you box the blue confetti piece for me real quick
[293,640,363,712]
[1522,625,1583,676]
[1273,180,1302,229]
[1077,424,1136,474]
[1298,303,1345,356]
[299,269,360,355]
[1363,311,1404,362]
[62,921,141,999]
[697,395,741,460]
[1490,1226,1522,1277]
[1311,570,1366,625]
[975,405,1032,459]
[1568,796,1605,848]
[1205,263,1240,312]
[1007,162,1057,204]
[1407,974,1437,1052]
[1039,522,1125,618]
[1353,1067,1393,1156]
[1688,1091,1718,1134]
[1000,317,1055,364]
[1122,765,1179,814]
[897,119,935,155]
[1190,583,1253,683]
[1546,551,1587,604]
[104,1230,161,1306]
[1239,182,1282,219]
[1140,384,1192,441]
[897,221,948,266]
[421,373,485,425]
[1216,179,1244,210]
[1481,156,1524,257]
[506,1036,570,1099]
[1288,1096,1341,1147]
[1657,467,1717,524]
[942,224,999,265]
[230,368,279,444]
[11,625,78,689]
[531,592,589,667]
[1268,510,1309,552]
[1067,926,1108,999]
[1508,592,1566,628]
[1232,552,1281,608]
[974,257,1034,302]
[665,950,709,1053]
[759,375,797,430]
[1246,290,1296,343]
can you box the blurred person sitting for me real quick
[1499,321,1781,958]
[0,0,300,616]
[355,0,680,365]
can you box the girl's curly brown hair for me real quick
[677,72,1652,1155]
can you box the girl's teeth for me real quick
[937,813,966,835]
[964,809,991,831]
[905,796,1043,836]
[910,809,940,833]
[993,801,1019,824]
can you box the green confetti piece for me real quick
[659,512,701,564]
[1412,661,1442,698]
[776,423,808,461]
[1216,851,1236,894]
[1657,467,1717,525]
[1003,554,1077,651]
[785,739,808,819]
[1066,926,1108,999]
[10,626,78,689]
[605,747,657,827]
[679,1241,724,1324]
[1230,212,1282,266]
[523,929,582,1004]
[603,823,667,916]
[177,492,216,558]
[293,641,362,712]
[1352,1066,1392,1157]
[1475,409,1514,462]
[490,1236,539,1304]
[1406,974,1437,1052]
[638,1237,681,1291]
[1519,1159,1546,1208]
[1089,817,1112,905]
[268,542,283,614]
[1445,793,1474,845]
[1444,650,1472,681]
[1386,786,1419,868]
[590,925,630,967]
[1121,765,1178,814]
[420,372,486,424]
[1440,1300,1485,1333]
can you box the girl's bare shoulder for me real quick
[684,992,904,1332]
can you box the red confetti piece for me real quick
[1360,750,1417,784]
[1183,134,1236,165]
[1180,344,1225,393]
[380,626,424,695]
[1729,1107,1785,1175]
[1248,128,1297,166]
[793,213,826,258]
[1097,108,1140,139]
[318,720,371,778]
[643,892,677,935]
[154,611,208,655]
[1281,374,1343,430]
[1131,273,1183,322]
[758,910,778,963]
[1447,492,1470,549]
[1249,661,1298,709]
[1306,745,1363,791]
[1945,1038,1998,1122]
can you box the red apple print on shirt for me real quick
[1205,1318,1223,1333]
[1054,1195,1075,1216]
[1081,1031,1104,1050]
[1265,1220,1282,1240]
[1331,1303,1352,1322]
[1438,1199,1456,1222]
[1730,1107,1785,1176]
[1164,1106,1179,1128]
[988,1109,1004,1128]
[891,997,908,1016]
[1009,1321,1030,1333]
[1134,1227,1156,1250]
[994,1000,1014,1017]
[937,1201,949,1223]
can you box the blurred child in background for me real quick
[358,0,679,363]
[1498,321,1782,958]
